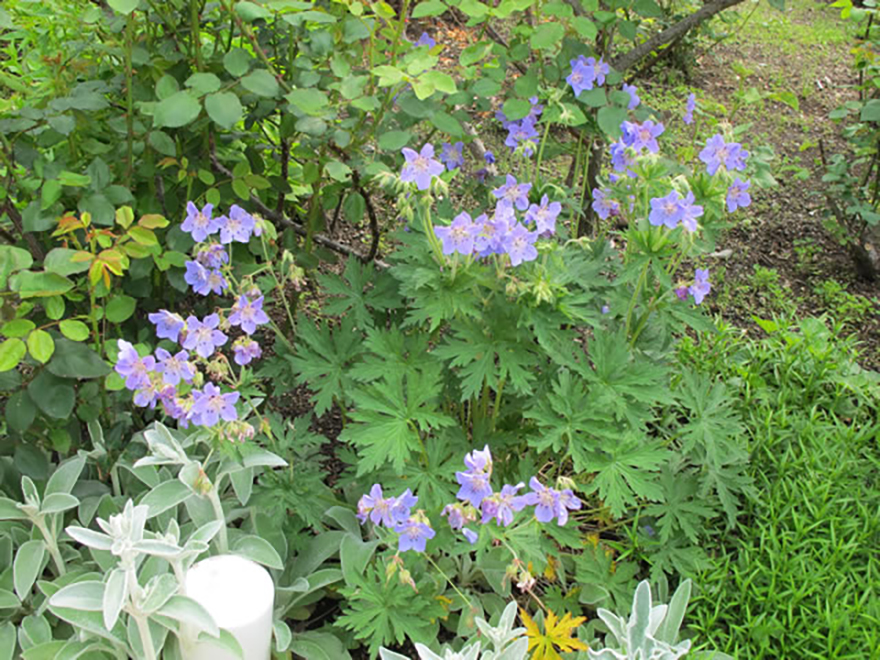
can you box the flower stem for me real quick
[207,486,229,553]
[134,615,157,660]
[426,555,473,611]
[35,519,66,576]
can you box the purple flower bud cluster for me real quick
[566,55,610,97]
[431,174,561,267]
[358,447,582,555]
[113,201,270,437]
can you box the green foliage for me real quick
[681,317,880,658]
[338,565,445,658]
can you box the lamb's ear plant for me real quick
[378,601,529,660]
[588,579,734,660]
[55,500,237,660]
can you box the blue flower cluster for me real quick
[358,446,581,554]
[113,203,269,437]
[431,176,562,267]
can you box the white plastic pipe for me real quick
[181,554,275,660]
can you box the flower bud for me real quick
[398,568,418,592]
[533,278,554,305]
[288,265,306,292]
[206,357,229,381]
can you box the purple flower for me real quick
[726,178,752,212]
[148,310,185,343]
[503,223,539,267]
[196,243,229,270]
[493,174,532,211]
[625,120,665,154]
[465,445,493,473]
[442,503,466,530]
[683,93,696,125]
[699,134,748,175]
[475,168,488,184]
[680,191,704,233]
[191,383,240,427]
[522,477,560,524]
[689,268,711,305]
[480,483,526,527]
[440,142,465,171]
[395,518,435,553]
[474,213,509,257]
[133,382,161,409]
[505,119,539,157]
[622,83,640,110]
[181,202,219,242]
[184,260,210,294]
[182,314,227,359]
[115,339,155,391]
[456,445,493,508]
[601,304,611,314]
[434,212,480,256]
[484,151,496,165]
[462,528,479,545]
[158,386,188,422]
[357,484,397,526]
[391,489,418,525]
[610,141,637,178]
[675,286,689,301]
[525,195,562,234]
[649,191,686,229]
[204,269,228,296]
[401,144,445,191]
[228,295,270,335]
[566,56,597,97]
[219,205,256,244]
[415,32,435,48]
[556,489,582,526]
[233,338,263,366]
[527,96,544,121]
[592,188,621,220]
[155,348,194,386]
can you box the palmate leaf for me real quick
[675,371,747,467]
[580,328,673,427]
[318,257,401,329]
[288,314,363,415]
[434,317,541,401]
[340,363,454,475]
[387,229,483,330]
[525,368,619,473]
[349,326,434,383]
[643,463,715,543]
[337,566,444,658]
[574,543,640,611]
[581,435,667,517]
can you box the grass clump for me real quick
[680,317,880,659]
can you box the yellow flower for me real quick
[521,608,588,660]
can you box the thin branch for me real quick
[208,135,388,267]
[352,170,381,262]
[611,0,747,73]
